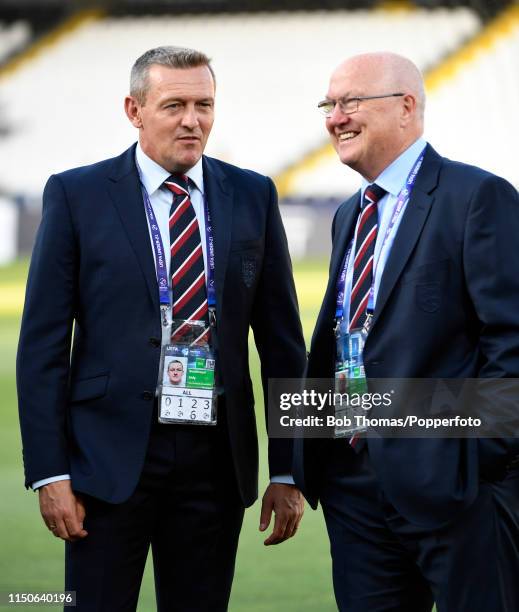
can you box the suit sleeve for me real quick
[463,174,519,469]
[250,177,306,477]
[16,174,77,487]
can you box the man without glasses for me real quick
[166,360,184,386]
[18,46,306,611]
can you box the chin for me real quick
[179,152,203,169]
[338,153,356,167]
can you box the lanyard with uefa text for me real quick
[335,244,353,325]
[366,147,425,313]
[334,147,426,330]
[203,190,216,324]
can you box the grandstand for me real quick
[0,20,31,63]
[288,2,519,196]
[0,0,518,259]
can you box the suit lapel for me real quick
[106,145,160,312]
[371,145,442,329]
[202,156,233,320]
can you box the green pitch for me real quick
[0,258,336,611]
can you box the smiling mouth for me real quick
[338,131,359,142]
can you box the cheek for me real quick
[201,117,214,137]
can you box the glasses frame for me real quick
[317,93,405,117]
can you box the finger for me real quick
[291,500,305,533]
[271,497,304,543]
[263,511,289,546]
[283,515,299,540]
[76,496,87,523]
[74,497,88,535]
[64,515,88,542]
[259,495,273,532]
[51,518,69,540]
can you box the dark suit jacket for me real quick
[294,144,519,527]
[17,144,306,507]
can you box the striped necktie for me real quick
[349,183,386,330]
[163,174,208,324]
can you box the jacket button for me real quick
[149,337,161,348]
[142,391,154,401]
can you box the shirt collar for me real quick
[361,136,427,198]
[135,142,205,196]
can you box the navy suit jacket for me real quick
[294,144,519,527]
[17,144,306,506]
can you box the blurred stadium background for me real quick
[0,0,517,609]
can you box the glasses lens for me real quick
[317,101,334,116]
[341,98,358,114]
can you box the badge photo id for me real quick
[158,319,217,425]
[333,326,369,437]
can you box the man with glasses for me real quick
[294,52,519,611]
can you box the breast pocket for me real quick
[402,259,451,314]
[416,282,441,313]
[230,239,263,289]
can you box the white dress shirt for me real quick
[136,144,208,281]
[342,137,427,325]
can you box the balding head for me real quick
[324,52,425,181]
[334,52,425,120]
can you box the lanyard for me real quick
[142,185,170,306]
[366,148,425,310]
[139,169,216,312]
[335,244,353,321]
[335,147,426,322]
[203,194,216,309]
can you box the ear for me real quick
[124,95,143,129]
[400,94,417,127]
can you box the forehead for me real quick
[327,59,384,97]
[146,64,215,99]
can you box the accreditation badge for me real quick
[333,319,369,438]
[158,319,217,425]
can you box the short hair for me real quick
[130,46,215,105]
[168,359,184,371]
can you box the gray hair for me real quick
[130,46,215,105]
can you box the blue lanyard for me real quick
[366,148,425,311]
[142,185,170,306]
[335,244,353,321]
[139,170,216,312]
[203,193,216,309]
[335,147,426,322]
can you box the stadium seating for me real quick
[285,6,519,196]
[0,20,31,63]
[0,7,481,197]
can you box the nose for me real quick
[181,104,199,129]
[327,102,350,126]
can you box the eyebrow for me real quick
[324,91,363,100]
[161,95,215,104]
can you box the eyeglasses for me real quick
[317,93,405,117]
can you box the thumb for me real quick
[259,494,273,532]
[75,498,88,534]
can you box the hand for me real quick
[38,480,88,542]
[259,483,304,546]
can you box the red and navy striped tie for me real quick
[163,175,208,329]
[349,183,386,330]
